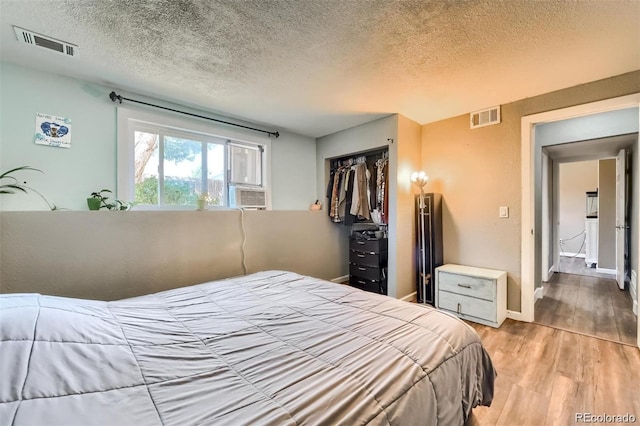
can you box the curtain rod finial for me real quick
[109,91,122,104]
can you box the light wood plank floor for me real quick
[468,320,640,426]
[535,272,636,346]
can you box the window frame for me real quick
[117,106,271,210]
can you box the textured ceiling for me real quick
[1,0,639,137]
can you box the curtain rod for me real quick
[109,91,279,138]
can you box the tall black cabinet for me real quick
[415,193,443,305]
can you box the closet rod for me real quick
[109,91,280,138]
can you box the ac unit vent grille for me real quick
[229,186,267,208]
[240,189,265,206]
[13,26,77,57]
[470,106,500,129]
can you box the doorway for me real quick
[519,93,640,349]
[535,146,637,345]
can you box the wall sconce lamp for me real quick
[411,171,429,304]
[411,171,429,189]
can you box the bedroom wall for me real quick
[422,70,640,312]
[0,210,345,300]
[558,161,598,256]
[315,115,396,201]
[394,115,422,299]
[0,61,316,211]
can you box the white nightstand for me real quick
[435,264,507,328]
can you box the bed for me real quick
[0,270,495,425]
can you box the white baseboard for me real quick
[560,252,585,258]
[534,287,544,300]
[400,292,417,302]
[595,268,616,275]
[330,275,349,283]
[506,310,529,322]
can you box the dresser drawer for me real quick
[437,272,495,301]
[349,264,383,281]
[349,276,387,295]
[438,291,496,323]
[349,249,387,267]
[349,238,386,253]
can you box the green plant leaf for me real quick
[0,184,28,193]
[0,166,42,179]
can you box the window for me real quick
[117,108,270,209]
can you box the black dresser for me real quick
[349,236,388,295]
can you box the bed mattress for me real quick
[0,270,495,425]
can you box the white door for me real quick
[615,149,626,290]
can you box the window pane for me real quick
[163,136,202,206]
[134,131,159,205]
[207,144,225,206]
[230,144,261,186]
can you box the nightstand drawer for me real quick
[437,272,494,301]
[438,291,496,322]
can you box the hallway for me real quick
[535,272,636,346]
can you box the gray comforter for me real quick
[0,270,495,425]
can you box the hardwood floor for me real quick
[535,272,636,346]
[467,320,640,426]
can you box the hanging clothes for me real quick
[350,163,370,220]
[374,157,389,224]
[330,168,342,222]
[326,169,335,218]
[328,150,388,225]
[382,159,389,224]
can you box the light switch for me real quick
[499,206,509,218]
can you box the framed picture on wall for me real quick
[34,112,71,148]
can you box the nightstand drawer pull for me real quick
[358,267,366,271]
[457,284,472,289]
[357,254,366,258]
[457,303,462,314]
[357,280,366,285]
[357,241,365,245]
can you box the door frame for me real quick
[520,93,640,331]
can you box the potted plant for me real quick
[87,189,132,211]
[196,193,211,211]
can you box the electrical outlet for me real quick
[499,206,509,218]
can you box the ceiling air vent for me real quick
[13,26,77,57]
[470,106,500,129]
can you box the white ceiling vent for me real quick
[13,26,77,57]
[470,106,500,129]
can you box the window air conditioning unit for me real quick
[470,106,500,129]
[13,26,77,57]
[229,186,267,208]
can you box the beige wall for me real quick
[558,161,598,256]
[422,70,640,312]
[598,159,616,269]
[393,115,423,298]
[0,211,345,300]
